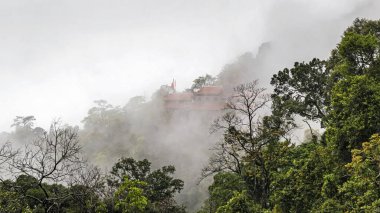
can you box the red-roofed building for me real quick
[163,86,226,111]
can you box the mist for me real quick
[1,0,380,211]
[1,0,378,131]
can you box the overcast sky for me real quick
[1,0,379,131]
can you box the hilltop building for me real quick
[162,80,226,111]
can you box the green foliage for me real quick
[0,190,22,212]
[337,32,378,75]
[243,140,293,208]
[216,191,264,213]
[0,175,98,213]
[94,201,108,213]
[316,198,345,213]
[329,18,380,77]
[271,58,329,123]
[325,19,380,162]
[110,158,151,182]
[270,142,336,212]
[114,177,148,212]
[145,165,184,204]
[338,134,380,212]
[267,18,380,213]
[109,157,185,212]
[200,172,247,212]
[346,18,380,36]
[326,75,380,161]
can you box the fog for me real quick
[1,0,380,211]
[1,0,378,131]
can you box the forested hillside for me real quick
[0,18,379,212]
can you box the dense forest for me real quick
[1,18,380,212]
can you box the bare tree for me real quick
[0,142,18,179]
[202,80,296,208]
[10,120,84,212]
[202,80,270,178]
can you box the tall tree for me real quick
[326,18,380,162]
[203,81,295,210]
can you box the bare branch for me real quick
[9,119,85,212]
[204,81,270,179]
